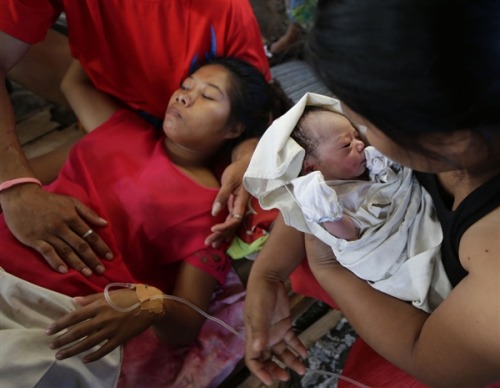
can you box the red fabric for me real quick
[339,338,428,388]
[0,110,231,296]
[290,260,426,387]
[0,0,62,43]
[290,259,340,310]
[0,0,270,118]
[236,196,279,245]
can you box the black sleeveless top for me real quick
[415,172,500,287]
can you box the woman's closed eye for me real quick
[202,93,215,101]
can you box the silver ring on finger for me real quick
[82,229,94,239]
[232,214,243,220]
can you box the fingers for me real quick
[75,202,114,261]
[32,225,112,276]
[212,170,239,216]
[50,330,115,362]
[205,216,242,248]
[46,298,112,361]
[283,328,308,360]
[246,356,290,386]
[246,340,306,385]
[230,188,250,220]
[2,190,114,275]
[46,304,95,336]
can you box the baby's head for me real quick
[291,106,367,180]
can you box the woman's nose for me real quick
[176,93,192,106]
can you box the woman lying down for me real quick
[0,57,274,387]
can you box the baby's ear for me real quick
[225,122,245,139]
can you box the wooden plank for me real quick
[298,309,343,348]
[17,106,60,145]
[22,124,84,159]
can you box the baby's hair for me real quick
[291,106,358,158]
[291,106,327,157]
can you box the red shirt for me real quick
[1,0,270,117]
[0,110,231,296]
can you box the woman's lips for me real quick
[166,106,182,119]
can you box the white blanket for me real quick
[0,269,121,388]
[244,93,452,312]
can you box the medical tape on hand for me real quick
[135,284,165,316]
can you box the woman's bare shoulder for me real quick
[459,205,499,273]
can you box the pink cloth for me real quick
[119,270,245,388]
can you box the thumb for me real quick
[246,312,271,355]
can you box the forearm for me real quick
[313,264,427,363]
[250,213,306,284]
[60,60,119,132]
[312,261,500,387]
[231,137,258,163]
[0,32,35,186]
[152,301,206,347]
[0,73,35,187]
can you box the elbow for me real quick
[152,326,200,347]
[59,72,72,99]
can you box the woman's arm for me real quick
[60,60,121,132]
[46,259,220,361]
[1,33,111,276]
[206,138,259,247]
[244,213,309,385]
[151,261,217,346]
[306,207,500,387]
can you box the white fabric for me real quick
[292,171,343,223]
[0,269,121,388]
[244,93,452,312]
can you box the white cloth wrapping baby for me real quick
[244,92,452,312]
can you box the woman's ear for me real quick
[225,122,245,139]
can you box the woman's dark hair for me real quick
[306,0,500,166]
[199,58,270,144]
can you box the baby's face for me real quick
[301,110,367,180]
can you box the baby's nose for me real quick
[355,139,365,152]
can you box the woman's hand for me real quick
[244,275,308,385]
[1,184,113,275]
[206,158,249,248]
[46,290,155,363]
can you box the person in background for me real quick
[0,0,269,279]
[244,0,500,386]
[266,0,318,65]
